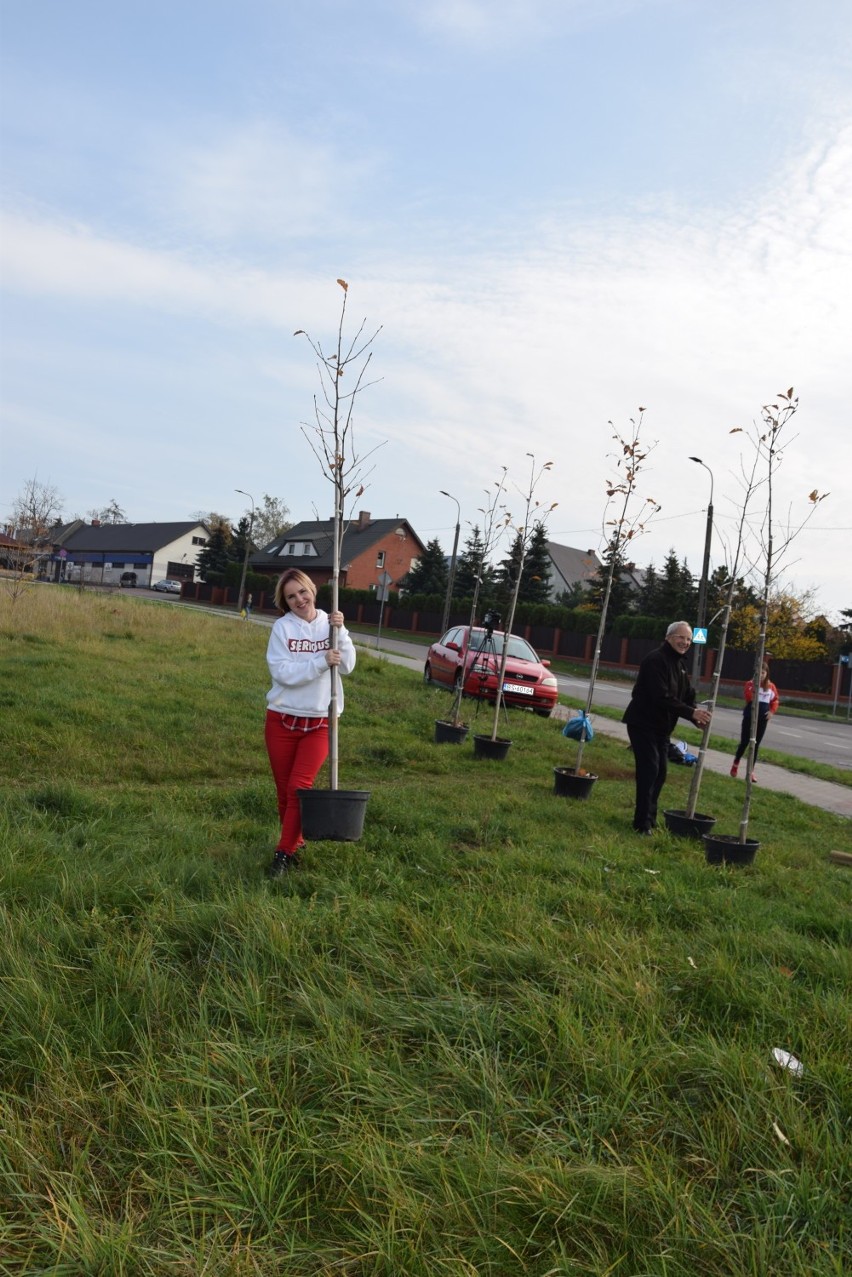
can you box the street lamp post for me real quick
[439,490,461,635]
[688,457,714,684]
[235,488,256,614]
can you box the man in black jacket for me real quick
[623,621,712,834]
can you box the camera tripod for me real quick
[470,620,511,730]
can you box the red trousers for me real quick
[264,711,329,853]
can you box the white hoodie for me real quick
[265,609,356,717]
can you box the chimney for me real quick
[358,511,372,530]
[91,519,101,527]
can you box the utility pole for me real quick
[439,489,461,635]
[235,488,256,614]
[688,457,714,684]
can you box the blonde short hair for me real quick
[274,568,317,612]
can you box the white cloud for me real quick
[0,210,317,327]
[157,121,381,243]
[2,121,849,611]
[411,0,659,45]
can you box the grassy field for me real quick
[1,586,850,1276]
[348,624,851,789]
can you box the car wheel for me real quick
[424,662,433,684]
[534,707,554,718]
[454,671,464,694]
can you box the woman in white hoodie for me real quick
[264,569,356,876]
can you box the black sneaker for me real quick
[266,852,301,878]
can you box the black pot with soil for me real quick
[434,719,470,745]
[663,808,717,839]
[553,767,598,800]
[703,833,760,866]
[298,789,370,842]
[472,734,512,761]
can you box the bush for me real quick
[612,613,663,639]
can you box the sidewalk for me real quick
[555,705,852,822]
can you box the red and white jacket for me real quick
[744,678,779,714]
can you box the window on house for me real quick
[278,542,316,556]
[192,536,206,546]
[376,551,386,568]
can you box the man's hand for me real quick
[693,708,711,727]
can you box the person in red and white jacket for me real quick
[730,664,779,781]
[264,568,356,877]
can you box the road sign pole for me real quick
[375,570,392,649]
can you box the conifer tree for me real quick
[401,537,448,595]
[638,562,659,615]
[455,525,495,597]
[195,523,235,583]
[654,548,697,619]
[586,533,635,620]
[496,520,551,604]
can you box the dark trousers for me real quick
[627,722,669,832]
[734,706,769,765]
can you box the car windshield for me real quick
[468,630,537,662]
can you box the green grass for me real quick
[1,588,851,1275]
[349,618,848,776]
[566,699,852,789]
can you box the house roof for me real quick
[252,514,425,570]
[0,531,28,550]
[61,522,209,552]
[546,541,602,589]
[45,520,87,546]
[621,564,647,594]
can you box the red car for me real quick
[424,625,558,717]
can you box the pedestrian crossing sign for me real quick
[692,627,708,644]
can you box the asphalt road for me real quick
[355,634,852,772]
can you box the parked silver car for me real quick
[152,579,182,594]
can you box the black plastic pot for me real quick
[434,719,470,745]
[297,789,370,842]
[663,808,717,839]
[703,833,760,866]
[553,767,598,800]
[472,734,512,761]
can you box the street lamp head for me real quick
[688,455,714,500]
[440,489,461,522]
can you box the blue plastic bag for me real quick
[667,739,697,765]
[562,712,594,742]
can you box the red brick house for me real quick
[250,511,426,593]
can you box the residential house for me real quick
[0,530,34,572]
[545,542,602,602]
[251,511,426,593]
[56,522,210,587]
[545,541,647,605]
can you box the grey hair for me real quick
[666,621,692,637]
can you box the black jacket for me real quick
[623,641,697,736]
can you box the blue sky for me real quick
[2,0,850,618]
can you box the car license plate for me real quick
[503,682,533,695]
